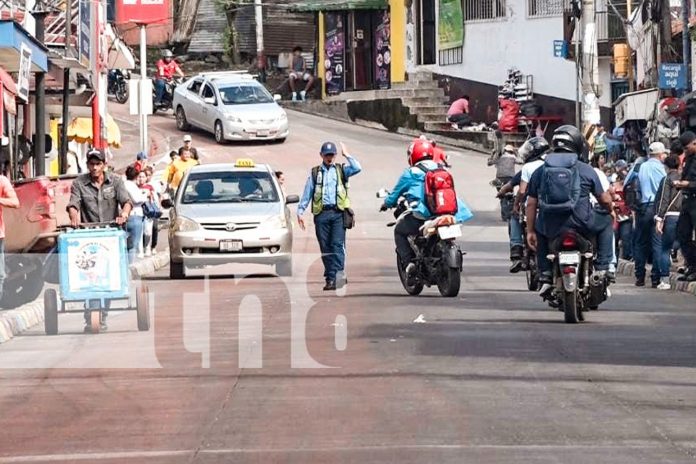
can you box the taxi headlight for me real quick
[261,214,287,230]
[226,114,243,123]
[172,216,200,232]
[277,112,287,122]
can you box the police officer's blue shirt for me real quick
[629,157,666,204]
[385,160,473,223]
[527,153,605,237]
[297,155,362,216]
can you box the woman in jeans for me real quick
[655,155,683,290]
[124,166,147,263]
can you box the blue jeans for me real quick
[658,216,679,278]
[154,78,166,104]
[616,220,633,260]
[126,215,144,264]
[314,210,346,282]
[634,203,662,282]
[509,215,524,249]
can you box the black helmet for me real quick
[518,137,550,163]
[552,125,585,155]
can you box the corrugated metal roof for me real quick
[236,2,315,56]
[188,0,227,53]
[291,0,387,11]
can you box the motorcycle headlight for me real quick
[172,216,200,232]
[226,114,243,123]
[261,214,287,230]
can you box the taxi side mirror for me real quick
[285,194,300,204]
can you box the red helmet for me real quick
[409,140,434,165]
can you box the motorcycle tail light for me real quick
[561,233,577,248]
[563,267,576,275]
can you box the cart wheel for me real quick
[44,289,58,335]
[90,311,101,334]
[136,285,150,331]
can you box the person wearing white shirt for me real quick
[124,166,148,262]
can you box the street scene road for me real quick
[1,110,696,463]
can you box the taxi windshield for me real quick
[218,84,274,105]
[182,171,279,204]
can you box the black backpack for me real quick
[624,160,644,211]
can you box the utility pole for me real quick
[575,14,581,128]
[254,0,265,82]
[580,0,601,127]
[683,0,691,92]
[91,0,107,150]
[60,0,73,175]
[32,0,49,176]
[139,24,148,154]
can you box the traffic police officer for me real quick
[298,142,362,290]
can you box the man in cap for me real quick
[66,149,133,332]
[179,134,199,161]
[297,142,362,290]
[674,131,696,281]
[629,141,667,287]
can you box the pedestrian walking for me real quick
[674,131,696,282]
[297,142,361,290]
[144,166,161,253]
[654,155,683,289]
[124,166,148,262]
[612,160,633,260]
[0,170,19,304]
[66,149,132,332]
[167,148,199,194]
[179,135,199,161]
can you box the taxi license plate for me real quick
[220,240,243,252]
[559,252,580,265]
[256,130,269,137]
[438,224,462,240]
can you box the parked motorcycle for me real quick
[152,77,182,113]
[547,229,609,323]
[377,190,464,297]
[107,69,129,104]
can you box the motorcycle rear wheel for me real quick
[562,290,584,323]
[437,265,461,297]
[115,83,128,104]
[397,256,424,296]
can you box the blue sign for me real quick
[553,40,568,58]
[79,0,91,69]
[659,63,687,90]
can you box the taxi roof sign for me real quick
[234,158,256,168]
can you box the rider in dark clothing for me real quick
[525,125,615,298]
[675,131,696,282]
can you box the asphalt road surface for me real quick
[1,109,695,463]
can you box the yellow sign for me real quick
[235,159,255,167]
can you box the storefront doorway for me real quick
[349,12,374,90]
[417,0,436,65]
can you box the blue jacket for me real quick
[385,160,474,223]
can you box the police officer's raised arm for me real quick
[340,142,362,177]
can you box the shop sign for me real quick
[324,12,345,95]
[17,43,31,102]
[374,10,391,90]
[438,0,464,49]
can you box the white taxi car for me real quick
[172,72,289,144]
[164,159,298,278]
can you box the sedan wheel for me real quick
[176,106,190,131]
[214,120,226,144]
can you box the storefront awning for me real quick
[0,20,48,72]
[291,0,388,12]
[67,114,122,148]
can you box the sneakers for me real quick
[323,280,336,291]
[300,90,307,101]
[137,252,145,259]
[656,280,671,290]
[538,283,554,300]
[509,260,523,273]
[291,92,298,102]
[144,249,152,257]
[635,279,645,287]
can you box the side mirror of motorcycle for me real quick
[161,198,173,209]
[376,188,389,198]
[204,97,216,105]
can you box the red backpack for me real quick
[419,165,458,215]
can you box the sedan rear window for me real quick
[218,85,274,105]
[182,171,279,204]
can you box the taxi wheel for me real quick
[214,120,226,144]
[176,106,190,131]
[170,260,185,279]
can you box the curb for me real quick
[617,259,696,296]
[0,250,171,344]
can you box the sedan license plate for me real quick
[559,253,580,265]
[220,240,243,252]
[438,224,462,240]
[256,130,269,137]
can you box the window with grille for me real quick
[439,47,463,66]
[463,0,507,21]
[527,0,564,17]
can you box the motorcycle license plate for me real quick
[220,240,243,252]
[558,252,580,265]
[438,224,462,240]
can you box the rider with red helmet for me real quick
[408,136,450,167]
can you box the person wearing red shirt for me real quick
[154,49,184,107]
[447,95,471,129]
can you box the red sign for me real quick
[115,0,170,25]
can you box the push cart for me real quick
[43,225,150,335]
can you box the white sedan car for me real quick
[172,72,289,144]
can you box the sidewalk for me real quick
[616,259,696,296]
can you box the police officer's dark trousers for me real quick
[677,198,696,269]
[314,209,345,282]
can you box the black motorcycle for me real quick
[378,190,464,297]
[548,230,609,323]
[152,77,182,113]
[519,205,539,291]
[107,69,129,104]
